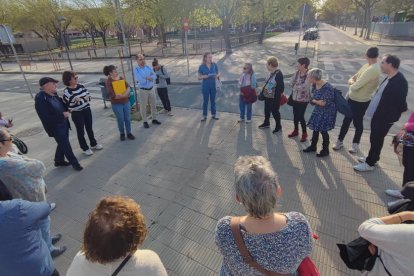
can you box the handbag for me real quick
[279,93,288,106]
[258,72,277,101]
[240,86,257,104]
[337,237,377,271]
[230,217,320,276]
[333,88,353,118]
[11,134,28,154]
[287,94,294,106]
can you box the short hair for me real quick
[82,196,147,264]
[152,58,159,67]
[103,65,116,76]
[267,57,278,68]
[384,55,400,69]
[308,68,323,81]
[234,156,280,218]
[366,47,379,59]
[297,57,310,69]
[136,54,145,60]
[62,71,75,86]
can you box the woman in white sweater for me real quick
[67,196,167,276]
[358,211,414,275]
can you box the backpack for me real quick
[333,88,353,118]
[160,66,171,85]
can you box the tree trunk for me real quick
[359,10,366,38]
[159,24,167,46]
[101,30,107,47]
[258,20,266,44]
[222,17,232,54]
[354,16,358,35]
[365,9,372,39]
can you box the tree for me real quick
[352,0,381,39]
[377,0,414,17]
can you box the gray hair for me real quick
[308,68,323,81]
[234,156,279,218]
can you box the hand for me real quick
[368,244,377,256]
[74,96,81,103]
[348,79,355,85]
[146,77,153,81]
[400,211,414,222]
[63,111,70,118]
[217,73,221,80]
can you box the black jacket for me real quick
[373,72,408,124]
[34,91,69,137]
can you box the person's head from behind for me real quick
[365,47,379,61]
[62,71,78,87]
[103,65,118,79]
[39,77,59,94]
[308,68,323,84]
[82,196,147,264]
[234,156,281,219]
[152,58,160,71]
[0,129,13,156]
[297,57,310,72]
[137,54,146,67]
[381,54,400,75]
[202,52,212,65]
[266,57,278,72]
[243,63,253,75]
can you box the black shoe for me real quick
[127,133,135,140]
[258,123,270,129]
[51,246,67,258]
[120,134,126,141]
[212,116,219,120]
[303,146,317,153]
[316,149,330,157]
[72,164,83,171]
[152,119,161,125]
[272,127,282,133]
[52,234,62,245]
[54,161,71,167]
[143,122,150,128]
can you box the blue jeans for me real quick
[39,216,56,252]
[112,102,131,135]
[202,86,217,117]
[53,124,78,165]
[239,96,252,120]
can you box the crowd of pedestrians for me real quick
[0,47,412,276]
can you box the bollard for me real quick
[294,43,299,55]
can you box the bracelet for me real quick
[397,213,403,223]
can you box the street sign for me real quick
[0,25,16,44]
[183,18,189,31]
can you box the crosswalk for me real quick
[320,41,364,46]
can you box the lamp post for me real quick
[58,16,73,71]
[113,0,131,71]
[0,24,33,98]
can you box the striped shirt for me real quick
[63,84,91,112]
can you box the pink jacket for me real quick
[404,112,414,132]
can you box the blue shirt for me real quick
[0,199,54,276]
[134,65,157,89]
[198,63,219,88]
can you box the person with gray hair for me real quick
[238,63,257,123]
[215,156,313,275]
[303,68,337,157]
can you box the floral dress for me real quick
[308,82,337,132]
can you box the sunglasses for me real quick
[0,137,13,142]
[243,67,248,70]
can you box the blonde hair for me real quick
[267,57,279,68]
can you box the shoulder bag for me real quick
[258,72,277,101]
[111,254,132,276]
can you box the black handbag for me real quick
[287,94,294,106]
[337,237,377,271]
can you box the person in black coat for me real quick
[35,77,82,171]
[354,55,408,172]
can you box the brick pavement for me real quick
[1,92,404,275]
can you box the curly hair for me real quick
[82,196,147,264]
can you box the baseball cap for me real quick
[39,77,59,87]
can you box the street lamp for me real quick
[0,24,33,98]
[57,16,73,71]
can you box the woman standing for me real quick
[303,68,336,157]
[152,58,173,116]
[103,65,135,141]
[259,57,284,133]
[62,71,103,156]
[289,57,311,142]
[238,63,257,123]
[215,156,313,275]
[198,52,220,121]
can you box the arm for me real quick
[0,154,46,178]
[349,67,378,91]
[198,65,208,80]
[159,66,169,79]
[21,200,51,226]
[35,96,60,135]
[149,67,157,82]
[134,67,147,85]
[404,112,414,132]
[105,79,116,100]
[215,63,221,79]
[251,73,257,88]
[274,71,284,94]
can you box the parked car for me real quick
[303,28,319,40]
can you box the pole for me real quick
[0,25,33,98]
[114,0,130,71]
[60,24,73,71]
[185,30,189,76]
[297,3,306,54]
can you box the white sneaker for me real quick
[159,109,167,114]
[167,111,174,116]
[83,149,94,156]
[385,189,404,199]
[246,120,251,124]
[357,156,378,166]
[349,143,359,154]
[354,162,374,172]
[238,119,244,123]
[50,202,56,211]
[332,140,343,150]
[91,144,103,150]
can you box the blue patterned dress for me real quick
[308,82,337,132]
[215,212,313,275]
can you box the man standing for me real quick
[333,47,380,154]
[134,54,162,129]
[354,55,408,172]
[35,77,83,171]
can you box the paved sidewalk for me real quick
[1,91,404,276]
[0,32,316,84]
[333,25,414,47]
